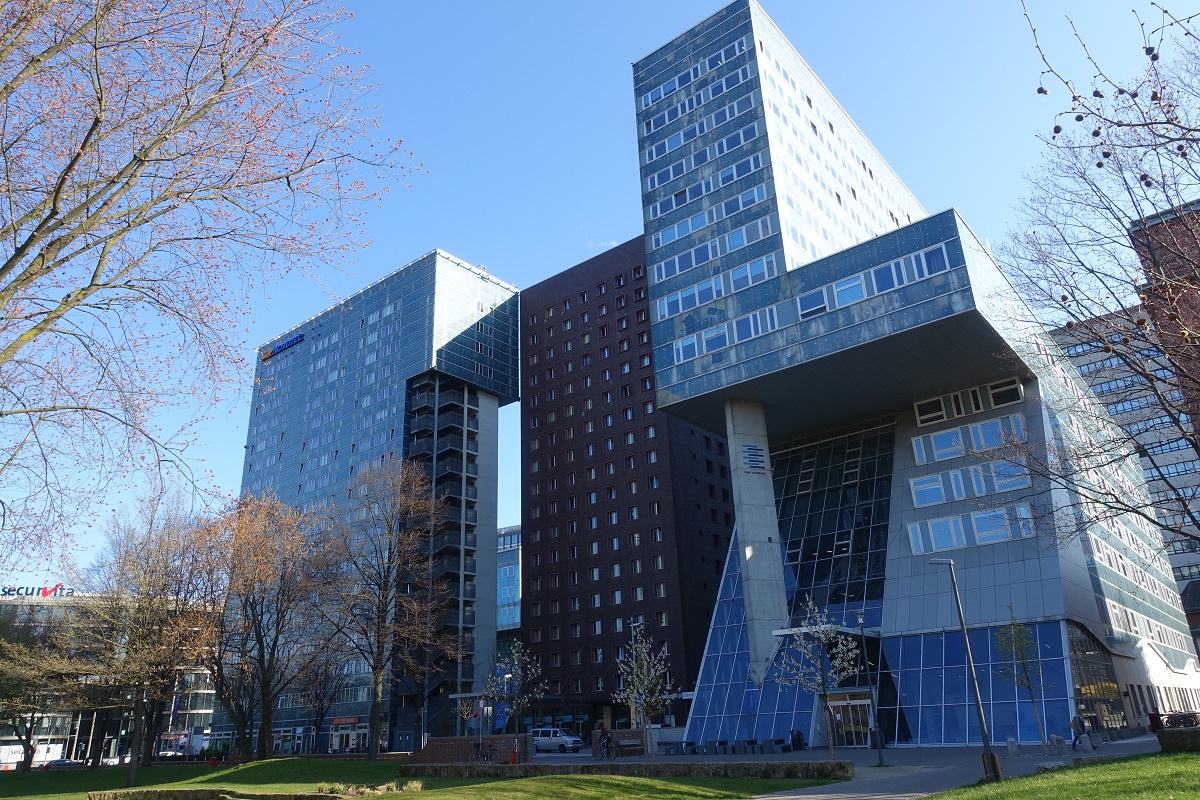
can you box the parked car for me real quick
[1163,711,1199,728]
[100,755,131,766]
[45,759,82,768]
[529,727,584,753]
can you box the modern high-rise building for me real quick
[235,249,519,751]
[519,237,734,731]
[497,525,522,633]
[634,0,1200,748]
[1052,315,1200,661]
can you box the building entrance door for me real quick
[826,693,872,748]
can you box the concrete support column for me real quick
[724,399,790,685]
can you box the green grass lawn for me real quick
[0,757,833,800]
[929,753,1199,800]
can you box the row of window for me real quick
[643,64,754,135]
[651,182,768,249]
[528,611,671,644]
[529,376,656,413]
[915,377,1024,427]
[529,500,663,522]
[911,414,1028,465]
[1087,530,1184,611]
[1146,459,1200,481]
[798,243,950,321]
[530,583,669,616]
[639,35,749,109]
[1074,348,1162,376]
[645,121,760,193]
[909,459,1032,508]
[672,306,779,364]
[654,252,782,324]
[528,555,669,591]
[649,152,764,221]
[652,212,775,283]
[907,504,1035,554]
[1106,389,1185,416]
[642,91,758,165]
[1090,368,1173,396]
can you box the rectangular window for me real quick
[799,288,827,319]
[969,419,1004,451]
[1016,504,1035,538]
[915,397,946,426]
[912,437,928,465]
[988,378,1023,407]
[908,523,925,555]
[991,460,1031,492]
[972,509,1011,544]
[950,470,966,500]
[833,275,866,307]
[872,260,905,292]
[911,475,947,507]
[930,429,965,460]
[929,516,966,551]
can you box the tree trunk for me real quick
[140,697,163,767]
[823,699,837,760]
[16,711,35,771]
[1026,685,1049,752]
[367,670,384,761]
[87,710,112,768]
[258,699,275,760]
[125,692,145,788]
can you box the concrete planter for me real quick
[395,760,853,780]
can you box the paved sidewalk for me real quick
[749,734,1162,799]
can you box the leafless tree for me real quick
[323,458,455,760]
[71,490,219,787]
[775,597,860,761]
[203,494,333,760]
[0,0,407,571]
[997,4,1200,553]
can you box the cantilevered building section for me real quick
[636,0,1199,748]
[238,250,519,752]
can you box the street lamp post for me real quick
[929,558,1001,781]
[856,609,885,767]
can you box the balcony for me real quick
[461,583,477,600]
[412,391,435,410]
[410,412,436,433]
[436,410,467,432]
[409,437,434,458]
[433,556,476,579]
[435,458,478,479]
[438,483,478,502]
[430,530,478,554]
[446,506,479,526]
[461,633,475,654]
[437,389,465,408]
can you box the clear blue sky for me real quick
[39,0,1158,582]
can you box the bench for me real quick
[655,741,681,756]
[617,738,644,756]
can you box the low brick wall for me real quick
[396,760,853,780]
[1156,727,1200,752]
[407,734,530,764]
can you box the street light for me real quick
[929,558,1001,782]
[855,609,885,767]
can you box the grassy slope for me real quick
[929,753,1199,800]
[0,758,831,800]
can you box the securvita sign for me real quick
[1,582,74,598]
[261,332,304,361]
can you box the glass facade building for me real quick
[635,1,1200,748]
[497,526,521,632]
[236,249,519,750]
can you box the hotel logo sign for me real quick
[261,332,304,361]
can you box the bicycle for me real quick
[470,742,499,763]
[592,737,617,760]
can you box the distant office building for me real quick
[635,0,1199,748]
[497,526,522,633]
[520,237,734,731]
[1052,317,1200,663]
[236,250,519,751]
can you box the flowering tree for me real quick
[775,597,860,760]
[485,642,546,735]
[612,624,674,761]
[0,0,405,569]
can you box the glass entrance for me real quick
[827,693,872,748]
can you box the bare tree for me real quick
[994,607,1050,752]
[205,494,332,760]
[612,625,674,761]
[294,638,356,754]
[485,642,546,736]
[0,0,406,570]
[775,597,860,761]
[0,607,79,771]
[1002,3,1200,552]
[72,491,219,787]
[323,458,454,760]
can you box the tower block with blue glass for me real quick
[636,0,1199,748]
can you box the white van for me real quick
[529,728,584,753]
